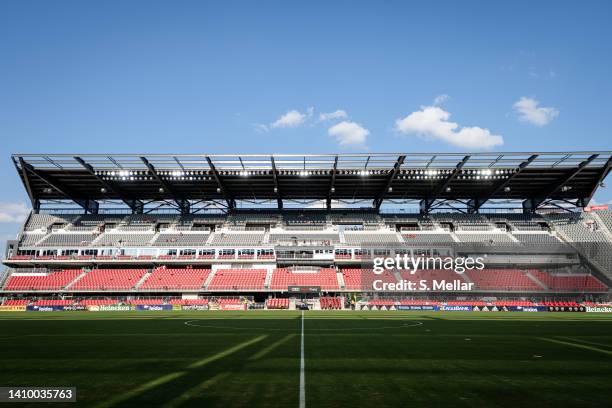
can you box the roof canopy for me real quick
[12,152,612,214]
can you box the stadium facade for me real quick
[1,152,612,311]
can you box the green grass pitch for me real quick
[1,311,611,407]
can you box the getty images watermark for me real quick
[368,254,485,291]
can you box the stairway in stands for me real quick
[64,269,89,290]
[134,269,154,289]
[525,270,549,290]
[202,269,217,290]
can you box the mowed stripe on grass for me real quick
[0,311,611,407]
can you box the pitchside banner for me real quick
[396,305,439,311]
[355,242,610,295]
[0,306,26,311]
[87,305,132,311]
[586,306,612,313]
[135,304,173,311]
[26,305,65,312]
[181,305,209,311]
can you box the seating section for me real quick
[32,299,73,306]
[153,233,210,246]
[341,268,397,290]
[513,233,561,244]
[207,269,267,290]
[465,269,542,291]
[270,268,339,290]
[455,233,514,243]
[530,270,607,292]
[210,233,264,246]
[2,299,30,306]
[344,233,400,245]
[401,233,454,243]
[267,298,289,309]
[38,233,98,247]
[398,268,469,288]
[4,269,82,291]
[95,233,155,247]
[70,269,147,291]
[140,267,210,290]
[320,296,342,309]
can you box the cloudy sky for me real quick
[0,0,611,251]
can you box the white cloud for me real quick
[433,94,450,106]
[319,110,348,122]
[328,121,369,147]
[270,107,314,128]
[395,105,503,150]
[252,123,269,133]
[0,202,30,223]
[513,97,559,126]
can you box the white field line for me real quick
[299,310,305,408]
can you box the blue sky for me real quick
[0,0,611,247]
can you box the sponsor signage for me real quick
[26,305,64,312]
[181,305,209,311]
[0,306,26,311]
[511,306,547,312]
[397,305,439,311]
[586,306,612,313]
[441,305,472,311]
[547,306,585,312]
[88,305,132,311]
[219,303,246,310]
[288,286,321,293]
[135,304,173,311]
[63,305,87,311]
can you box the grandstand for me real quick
[2,152,612,309]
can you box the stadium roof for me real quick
[12,152,612,214]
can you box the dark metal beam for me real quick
[582,155,612,207]
[205,156,235,210]
[270,156,283,209]
[523,154,599,213]
[420,155,470,214]
[21,162,98,214]
[468,154,538,213]
[374,155,405,210]
[327,155,338,210]
[140,157,188,214]
[74,157,144,214]
[15,157,38,211]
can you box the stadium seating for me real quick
[207,269,267,290]
[140,267,210,290]
[70,269,147,291]
[4,269,82,291]
[267,298,289,309]
[320,297,342,309]
[465,269,542,291]
[2,299,30,306]
[153,233,210,246]
[270,268,339,290]
[341,268,397,290]
[530,270,607,292]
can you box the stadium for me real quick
[1,152,612,406]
